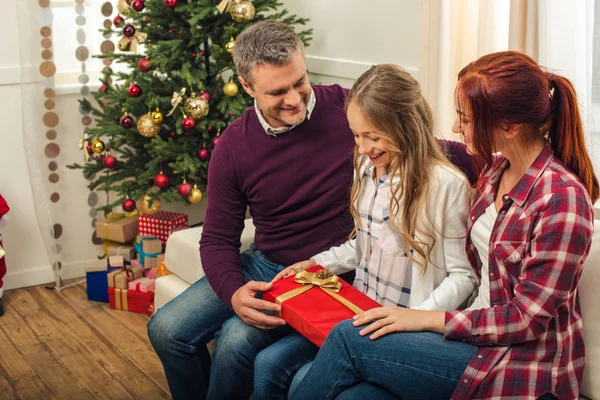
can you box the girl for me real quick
[290,51,598,400]
[254,64,478,400]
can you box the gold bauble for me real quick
[223,80,239,97]
[91,139,106,154]
[184,93,209,119]
[137,193,161,215]
[118,41,131,51]
[151,108,164,125]
[137,112,161,137]
[224,37,235,55]
[230,0,255,23]
[187,185,203,203]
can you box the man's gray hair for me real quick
[233,20,304,86]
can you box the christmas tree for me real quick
[68,0,311,213]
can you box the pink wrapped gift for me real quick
[144,267,158,279]
[130,259,142,269]
[128,277,155,293]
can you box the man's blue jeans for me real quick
[147,244,291,400]
[289,320,477,400]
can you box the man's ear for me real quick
[238,76,255,98]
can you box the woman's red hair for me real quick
[456,51,599,202]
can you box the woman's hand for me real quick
[271,258,317,283]
[353,307,446,339]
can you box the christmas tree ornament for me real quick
[167,88,186,116]
[154,171,169,188]
[86,144,93,155]
[118,41,131,51]
[100,84,108,92]
[137,113,160,137]
[177,179,192,197]
[113,15,124,27]
[187,184,203,203]
[137,193,161,214]
[182,116,196,131]
[138,58,152,72]
[224,37,235,54]
[78,133,91,162]
[102,154,117,169]
[120,115,134,129]
[122,198,136,212]
[118,30,147,53]
[200,92,210,101]
[128,84,142,97]
[230,0,255,23]
[151,108,164,125]
[131,0,145,11]
[165,0,177,7]
[198,148,210,161]
[123,24,136,38]
[184,92,209,119]
[211,136,220,147]
[223,80,239,97]
[91,139,106,154]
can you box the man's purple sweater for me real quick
[200,85,355,308]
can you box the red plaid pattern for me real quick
[138,211,188,244]
[446,145,594,400]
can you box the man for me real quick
[148,20,356,400]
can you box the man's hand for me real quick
[271,258,317,283]
[231,281,286,330]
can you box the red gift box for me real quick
[108,287,154,316]
[263,266,381,347]
[137,211,188,244]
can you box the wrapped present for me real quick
[107,245,135,261]
[108,255,125,268]
[108,288,154,316]
[144,267,158,279]
[138,211,188,244]
[130,259,142,269]
[95,217,137,244]
[134,236,163,269]
[128,277,155,293]
[107,265,143,290]
[263,266,381,347]
[85,259,109,303]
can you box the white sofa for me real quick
[155,218,599,399]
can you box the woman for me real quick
[289,51,598,400]
[254,64,477,400]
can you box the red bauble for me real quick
[200,92,210,101]
[177,182,192,197]
[86,144,93,155]
[132,0,145,11]
[138,58,152,72]
[165,0,177,7]
[198,148,210,161]
[120,115,134,129]
[123,25,136,38]
[128,84,142,97]
[122,198,136,212]
[182,117,196,131]
[113,15,124,27]
[102,155,117,169]
[154,172,169,188]
[100,84,108,92]
[211,136,220,147]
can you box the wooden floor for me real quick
[0,282,171,400]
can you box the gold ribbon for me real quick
[275,270,364,315]
[118,31,148,54]
[167,88,187,116]
[217,0,233,14]
[114,288,128,311]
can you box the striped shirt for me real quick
[446,144,594,400]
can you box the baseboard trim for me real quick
[4,260,88,291]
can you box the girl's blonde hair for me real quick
[346,64,459,274]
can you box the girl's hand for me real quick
[271,258,317,283]
[353,307,445,339]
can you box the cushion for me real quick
[154,274,192,310]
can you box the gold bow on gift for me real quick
[275,269,364,314]
[167,88,187,116]
[118,31,148,54]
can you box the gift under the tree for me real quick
[134,236,163,269]
[107,265,143,290]
[144,266,158,279]
[108,255,125,268]
[137,211,187,244]
[107,245,136,261]
[95,217,138,244]
[85,259,109,303]
[263,266,382,347]
[108,288,154,316]
[128,277,155,293]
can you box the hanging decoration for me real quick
[137,193,161,214]
[137,113,161,137]
[151,108,164,125]
[224,37,235,54]
[223,79,239,97]
[91,139,106,154]
[78,133,91,162]
[117,27,147,53]
[167,88,186,116]
[230,0,255,22]
[177,178,192,197]
[187,184,203,203]
[184,92,209,119]
[154,171,169,188]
